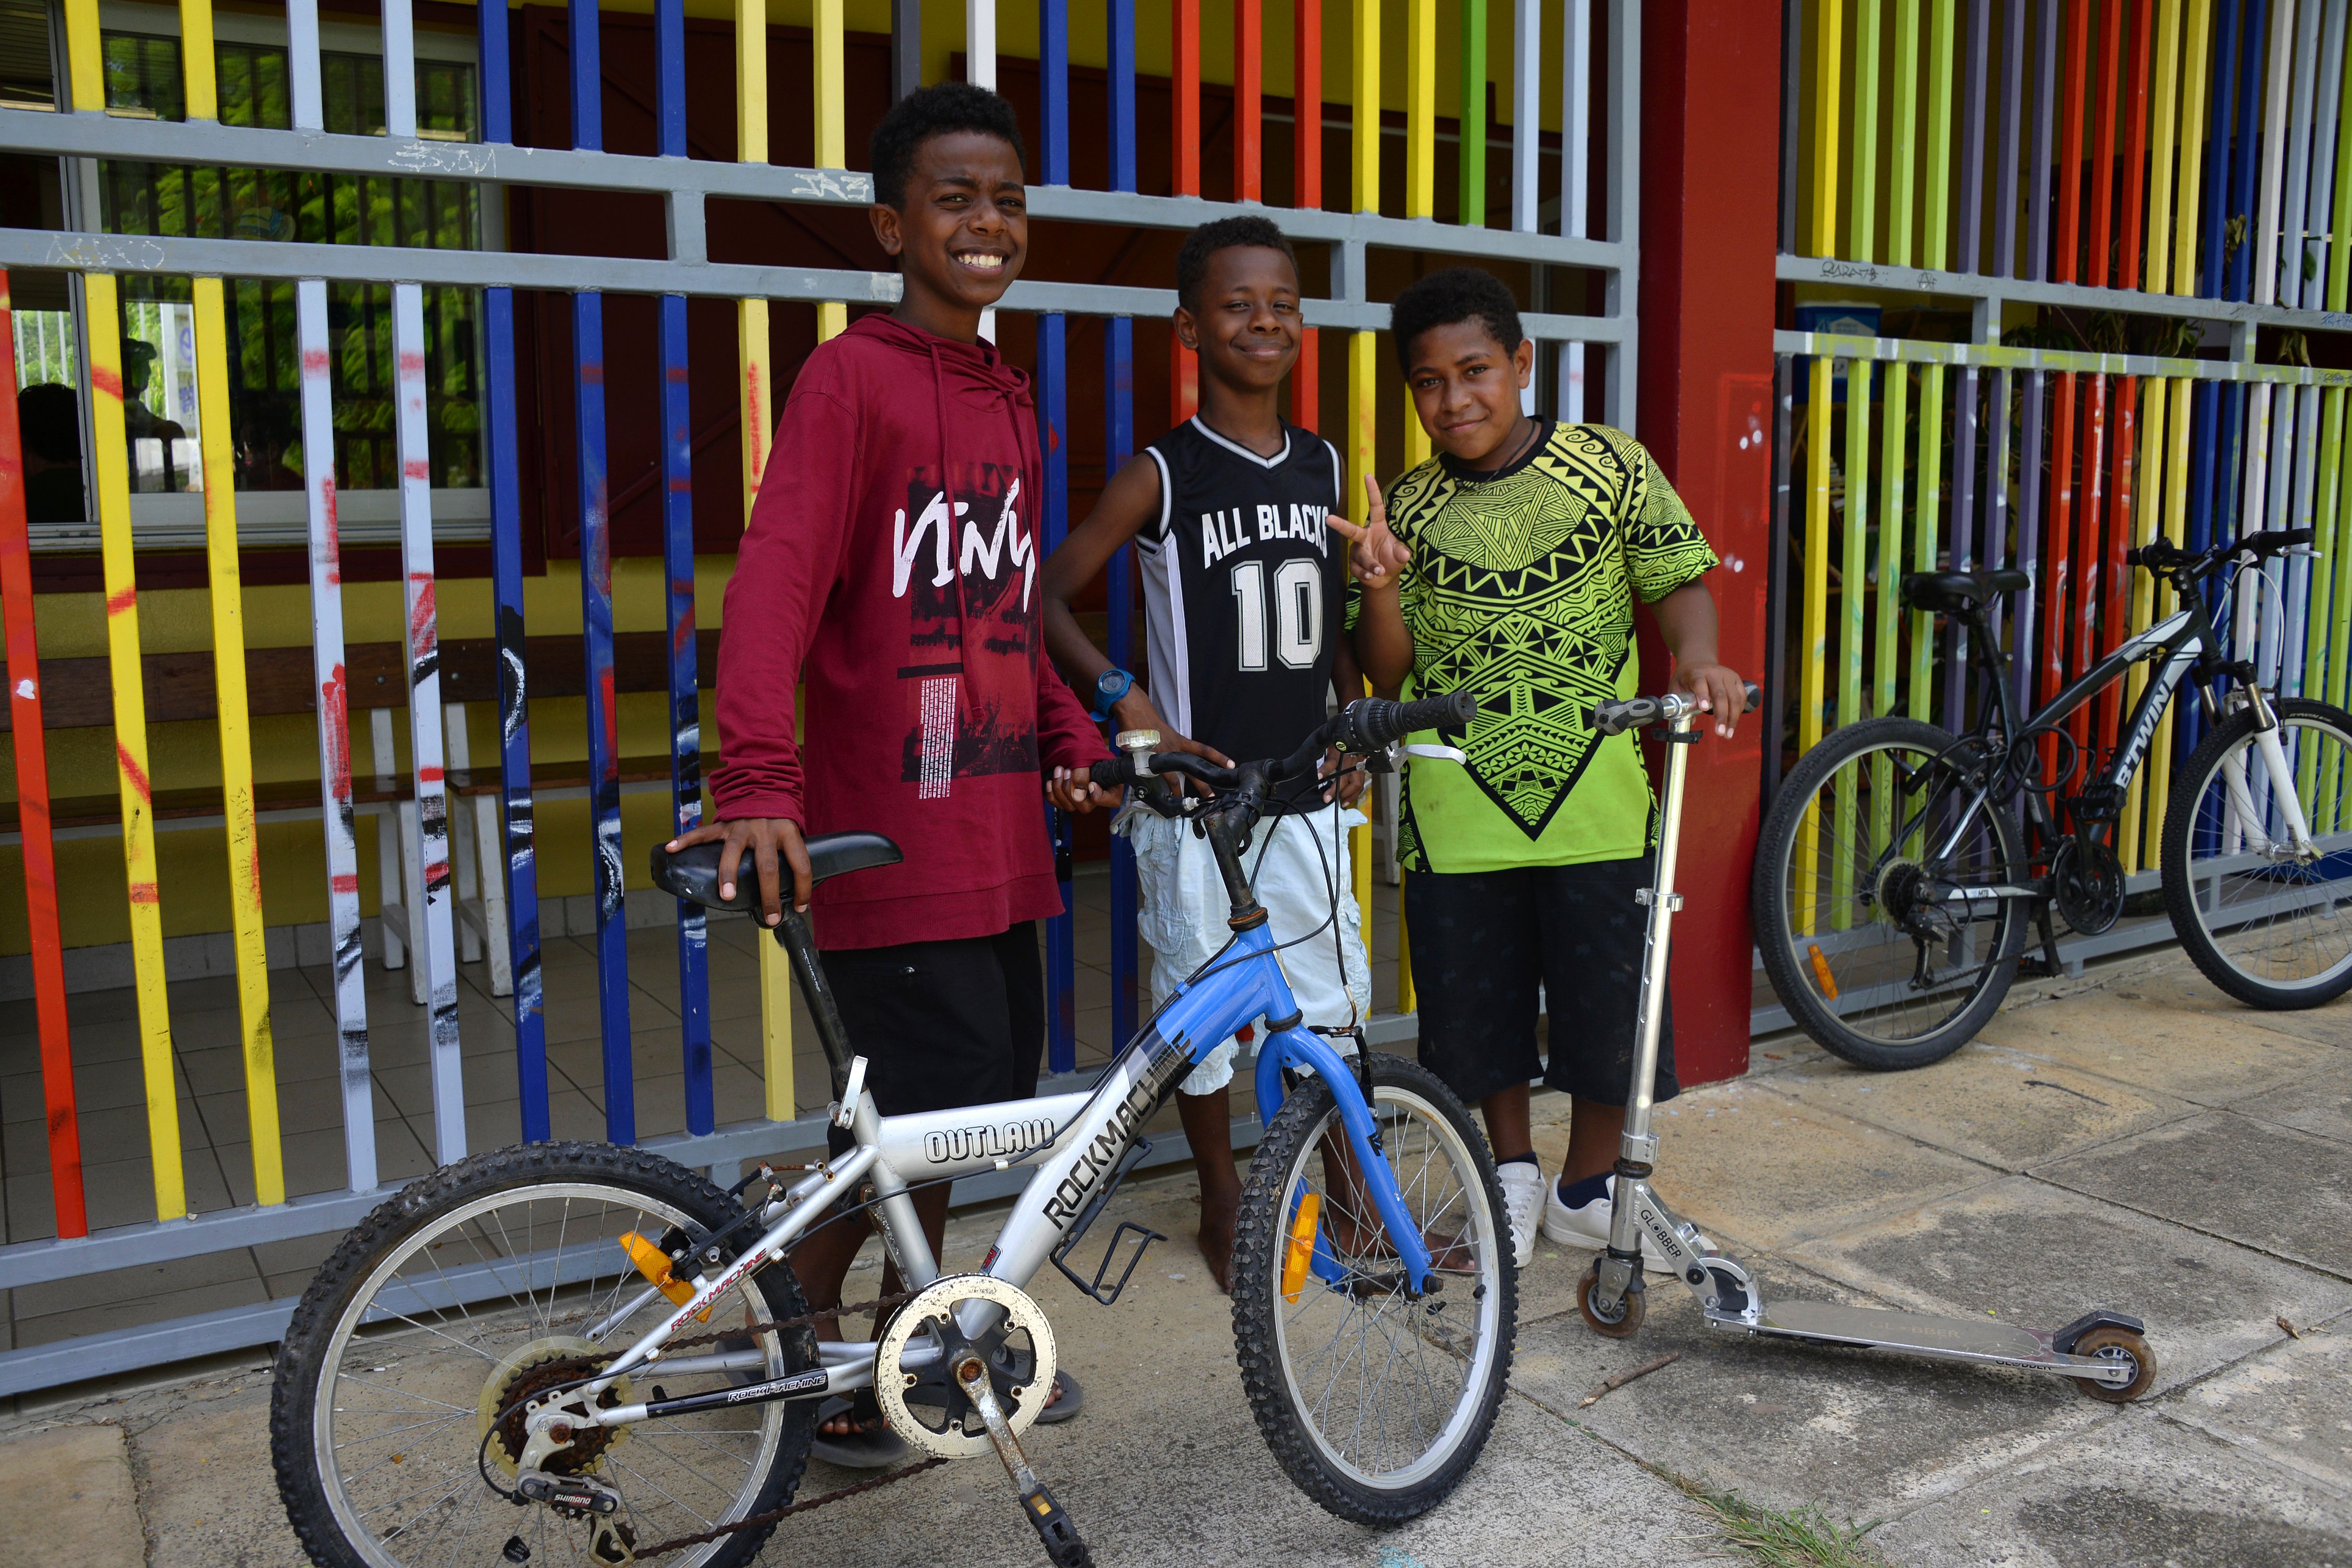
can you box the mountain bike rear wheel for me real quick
[272,1142,816,1568]
[1230,1056,1513,1526]
[1753,717,2034,1069]
[2162,697,2352,1008]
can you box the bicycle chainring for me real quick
[2051,839,2126,936]
[872,1274,1057,1461]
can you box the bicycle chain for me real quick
[495,1286,942,1557]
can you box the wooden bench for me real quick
[3,630,724,1000]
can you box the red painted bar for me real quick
[2076,371,2109,750]
[2056,0,2090,281]
[0,275,88,1239]
[2100,0,2154,742]
[2043,373,2080,760]
[1638,0,1778,1085]
[1174,0,1202,195]
[1236,0,1263,201]
[2088,0,2124,286]
[1293,0,1321,429]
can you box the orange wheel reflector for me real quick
[1280,1192,1322,1303]
[621,1229,708,1317]
[1807,944,1839,999]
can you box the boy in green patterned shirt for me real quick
[1333,267,1747,1269]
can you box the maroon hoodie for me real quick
[713,313,1106,950]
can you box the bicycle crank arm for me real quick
[1703,1300,2140,1388]
[955,1357,1092,1567]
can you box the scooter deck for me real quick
[1704,1299,2124,1382]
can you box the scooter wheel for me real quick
[2068,1325,2158,1403]
[1577,1261,1645,1340]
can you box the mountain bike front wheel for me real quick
[1230,1055,1514,1526]
[1753,716,2035,1069]
[2162,697,2352,1009]
[272,1143,817,1568]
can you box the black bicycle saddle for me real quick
[650,831,903,912]
[1901,568,2030,616]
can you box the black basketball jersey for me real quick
[1136,416,1348,772]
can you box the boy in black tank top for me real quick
[1042,217,1370,1292]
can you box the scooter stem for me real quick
[1620,694,1701,1166]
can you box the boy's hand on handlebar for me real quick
[665,816,810,926]
[1329,475,1411,590]
[1048,766,1122,813]
[1111,689,1232,795]
[1674,662,1749,739]
[1320,748,1368,808]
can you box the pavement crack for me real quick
[2022,1079,2110,1106]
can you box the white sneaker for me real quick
[1497,1162,1543,1268]
[1540,1174,1617,1249]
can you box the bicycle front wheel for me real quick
[1230,1055,1514,1526]
[2162,697,2352,1008]
[271,1143,816,1568]
[1753,717,2034,1069]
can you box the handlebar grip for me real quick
[1088,755,1131,790]
[2276,526,2318,550]
[650,840,754,913]
[1742,680,1763,713]
[1340,691,1478,752]
[1591,682,1762,737]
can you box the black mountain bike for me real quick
[1754,526,2352,1069]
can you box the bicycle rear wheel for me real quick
[272,1143,816,1568]
[1230,1056,1513,1526]
[1753,717,2034,1069]
[2162,697,2352,1008]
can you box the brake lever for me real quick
[1402,743,1468,764]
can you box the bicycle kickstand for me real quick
[953,1358,1094,1567]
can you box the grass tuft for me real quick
[1670,1474,1890,1568]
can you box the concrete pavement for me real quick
[3,947,2347,1567]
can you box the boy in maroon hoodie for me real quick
[669,82,1110,1465]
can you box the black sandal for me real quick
[809,1388,910,1469]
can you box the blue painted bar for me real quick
[654,0,712,1134]
[569,0,634,1141]
[1037,0,1076,1073]
[478,0,549,1137]
[1105,0,1138,1049]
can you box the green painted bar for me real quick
[1833,358,1872,929]
[1872,361,1909,863]
[1852,0,1882,259]
[1924,0,1958,268]
[1889,0,1921,266]
[1459,0,1487,226]
[1913,361,1944,719]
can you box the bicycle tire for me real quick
[272,1141,816,1568]
[1230,1056,1513,1526]
[1753,716,2032,1070]
[2162,697,2352,1009]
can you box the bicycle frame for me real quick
[562,810,1428,1432]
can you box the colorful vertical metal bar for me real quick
[1458,0,1487,226]
[0,277,87,1237]
[1922,0,1956,268]
[1040,0,1075,1074]
[1107,0,1140,1050]
[1811,0,1842,257]
[1850,0,1880,261]
[1236,0,1263,201]
[1888,0,1919,266]
[1511,0,1539,232]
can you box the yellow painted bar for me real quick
[814,0,847,341]
[2332,25,2352,310]
[1350,328,1377,949]
[1811,0,1844,256]
[1922,0,1956,268]
[1912,362,1942,719]
[193,283,285,1205]
[1406,0,1435,217]
[1794,356,1835,933]
[63,0,101,110]
[2171,0,2213,296]
[1353,0,1381,214]
[1395,874,1415,1014]
[180,0,283,1205]
[1831,359,1868,929]
[2118,377,2166,869]
[2143,0,2184,293]
[87,275,187,1221]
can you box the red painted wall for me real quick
[1637,0,1780,1085]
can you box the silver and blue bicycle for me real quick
[271,692,1513,1568]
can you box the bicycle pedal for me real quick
[1021,1484,1091,1567]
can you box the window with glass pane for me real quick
[96,31,482,503]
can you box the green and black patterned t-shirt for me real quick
[1374,421,1717,874]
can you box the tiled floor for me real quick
[0,864,1408,1353]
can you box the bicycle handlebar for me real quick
[1591,681,1762,738]
[1087,691,1479,794]
[2127,527,2314,572]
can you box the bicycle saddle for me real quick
[1901,568,2030,615]
[648,831,903,912]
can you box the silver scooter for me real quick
[1572,683,2157,1403]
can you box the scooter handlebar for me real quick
[1591,681,1761,737]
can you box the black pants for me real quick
[820,922,1046,1116]
[1405,859,1677,1109]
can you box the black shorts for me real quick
[820,922,1046,1117]
[1404,859,1676,1108]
